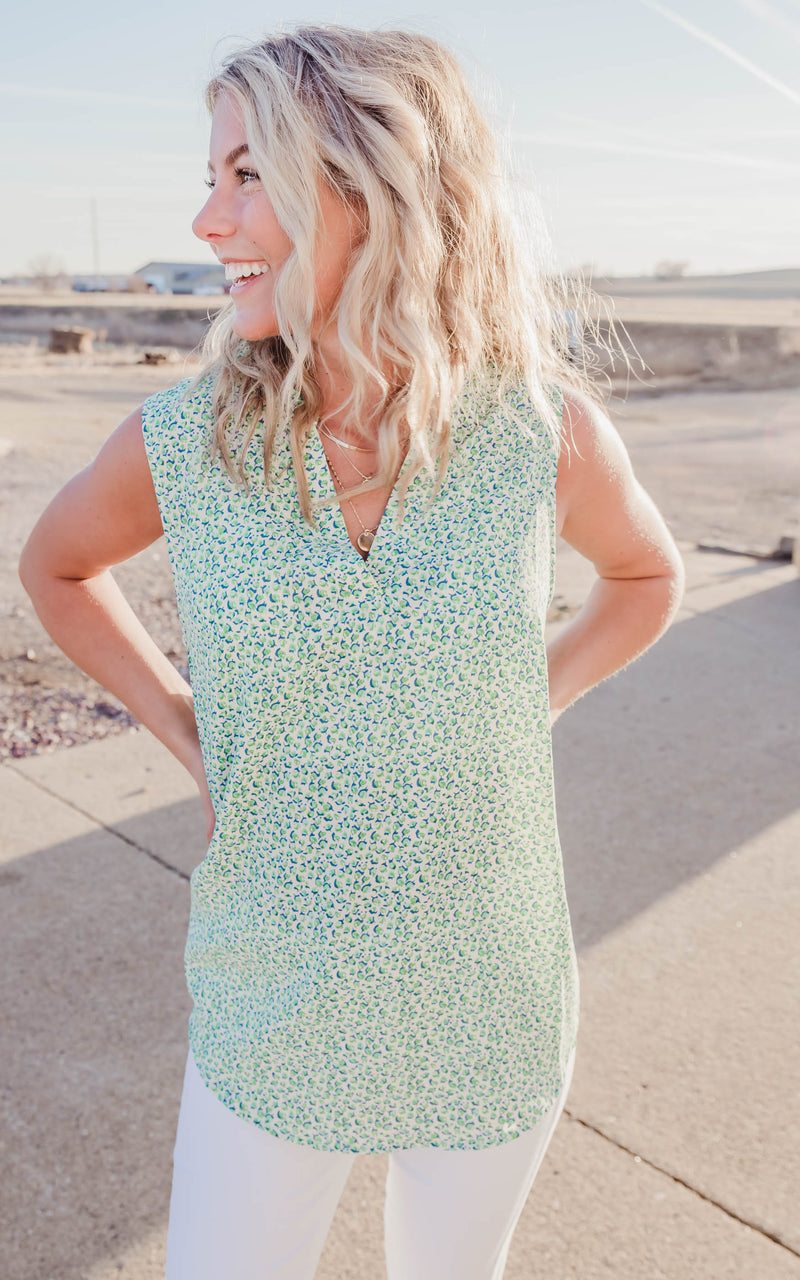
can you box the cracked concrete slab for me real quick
[12,731,206,880]
[503,1116,800,1279]
[565,806,800,1252]
[1,793,190,1280]
[549,552,800,1256]
[1,765,98,863]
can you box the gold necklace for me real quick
[320,422,374,455]
[325,444,375,485]
[324,454,379,553]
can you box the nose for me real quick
[192,188,236,246]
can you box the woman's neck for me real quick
[312,325,394,443]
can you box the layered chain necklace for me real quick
[319,422,381,554]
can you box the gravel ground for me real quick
[2,340,798,763]
[1,343,194,761]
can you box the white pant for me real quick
[166,1047,575,1280]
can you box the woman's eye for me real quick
[203,169,259,191]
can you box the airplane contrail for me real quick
[639,0,800,106]
[735,0,800,46]
[514,130,800,176]
[549,107,800,149]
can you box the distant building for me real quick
[132,261,228,295]
[72,274,130,292]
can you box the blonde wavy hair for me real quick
[183,23,608,525]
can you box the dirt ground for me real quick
[1,340,798,761]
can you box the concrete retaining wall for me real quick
[2,301,799,389]
[592,319,800,389]
[0,301,220,350]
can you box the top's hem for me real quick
[186,1038,579,1156]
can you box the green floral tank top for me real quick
[141,372,579,1154]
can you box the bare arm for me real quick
[18,406,214,834]
[547,389,685,721]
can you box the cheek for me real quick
[257,225,291,263]
[250,200,293,262]
[314,242,351,308]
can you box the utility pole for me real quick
[90,197,100,278]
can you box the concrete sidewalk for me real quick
[2,544,798,1280]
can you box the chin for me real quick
[231,310,281,343]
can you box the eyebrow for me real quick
[206,143,251,176]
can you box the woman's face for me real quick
[192,93,361,343]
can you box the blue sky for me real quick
[2,0,799,278]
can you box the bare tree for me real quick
[27,253,69,291]
[654,259,690,280]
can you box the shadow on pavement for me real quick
[554,576,799,950]
[2,825,190,1280]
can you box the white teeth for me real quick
[225,261,269,282]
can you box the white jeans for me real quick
[166,1046,575,1280]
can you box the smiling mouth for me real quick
[224,262,269,286]
[229,273,267,295]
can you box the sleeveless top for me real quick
[141,371,580,1154]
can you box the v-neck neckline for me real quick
[261,386,480,563]
[305,427,420,565]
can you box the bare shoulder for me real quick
[554,386,684,581]
[19,403,164,583]
[555,389,635,531]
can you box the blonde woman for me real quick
[19,25,685,1280]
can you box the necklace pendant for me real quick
[357,529,376,553]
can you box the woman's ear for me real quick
[322,169,368,248]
